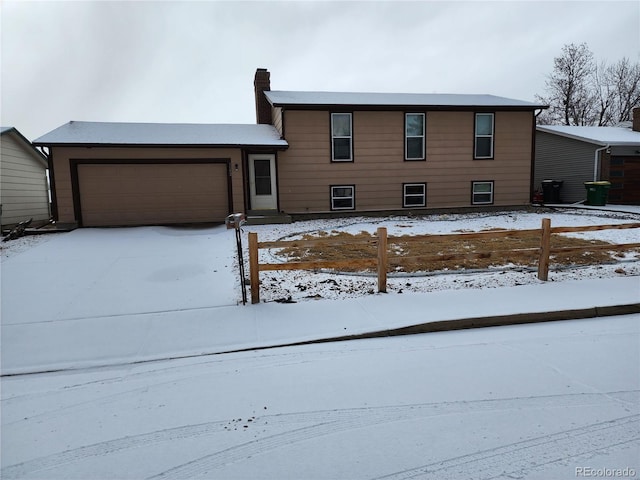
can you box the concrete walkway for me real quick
[2,275,638,375]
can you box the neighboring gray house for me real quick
[1,127,50,227]
[535,108,640,205]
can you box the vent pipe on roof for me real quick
[254,68,272,125]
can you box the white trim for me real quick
[403,183,426,207]
[472,181,494,205]
[331,113,353,162]
[405,113,425,160]
[474,113,494,159]
[330,185,355,210]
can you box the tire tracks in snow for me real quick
[374,414,640,480]
[3,391,637,479]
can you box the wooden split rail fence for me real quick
[247,219,640,304]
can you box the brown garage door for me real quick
[78,163,229,226]
[609,156,640,205]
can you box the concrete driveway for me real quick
[1,225,248,374]
[1,225,240,326]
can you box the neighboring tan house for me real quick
[34,69,546,227]
[535,108,640,205]
[1,127,50,228]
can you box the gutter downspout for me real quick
[38,145,58,222]
[530,109,545,202]
[593,144,610,182]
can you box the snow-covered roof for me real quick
[265,91,546,109]
[537,125,640,146]
[1,126,14,135]
[34,121,288,147]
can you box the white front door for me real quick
[248,154,277,210]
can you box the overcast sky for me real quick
[2,0,639,141]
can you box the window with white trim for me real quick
[405,113,425,160]
[331,113,353,161]
[331,185,355,210]
[472,181,494,205]
[474,113,494,159]
[403,183,426,207]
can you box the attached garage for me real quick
[75,161,230,227]
[34,121,288,227]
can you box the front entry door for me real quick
[248,154,277,210]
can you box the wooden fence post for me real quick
[377,227,388,293]
[248,232,260,304]
[537,218,551,281]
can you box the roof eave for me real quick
[268,102,546,111]
[536,127,640,147]
[34,142,289,150]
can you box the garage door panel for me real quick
[78,163,229,226]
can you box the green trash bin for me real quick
[584,181,611,206]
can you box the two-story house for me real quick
[34,69,546,227]
[255,69,545,216]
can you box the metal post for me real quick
[226,214,247,305]
[249,232,260,304]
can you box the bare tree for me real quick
[593,60,614,126]
[536,43,595,126]
[536,43,640,126]
[607,57,640,123]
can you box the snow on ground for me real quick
[1,206,638,479]
[242,207,640,303]
[2,207,638,306]
[0,233,56,263]
[1,314,638,479]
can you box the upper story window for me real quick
[474,113,494,159]
[331,113,353,162]
[405,113,425,160]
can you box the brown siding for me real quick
[51,146,245,224]
[278,110,534,213]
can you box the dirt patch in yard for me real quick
[276,230,631,273]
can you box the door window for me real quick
[254,159,272,195]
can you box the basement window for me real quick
[331,185,355,210]
[403,183,426,207]
[471,181,494,205]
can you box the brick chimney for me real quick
[254,68,272,125]
[633,106,640,132]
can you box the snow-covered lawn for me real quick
[242,207,640,302]
[2,314,638,479]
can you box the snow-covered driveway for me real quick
[1,225,239,325]
[2,315,638,479]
